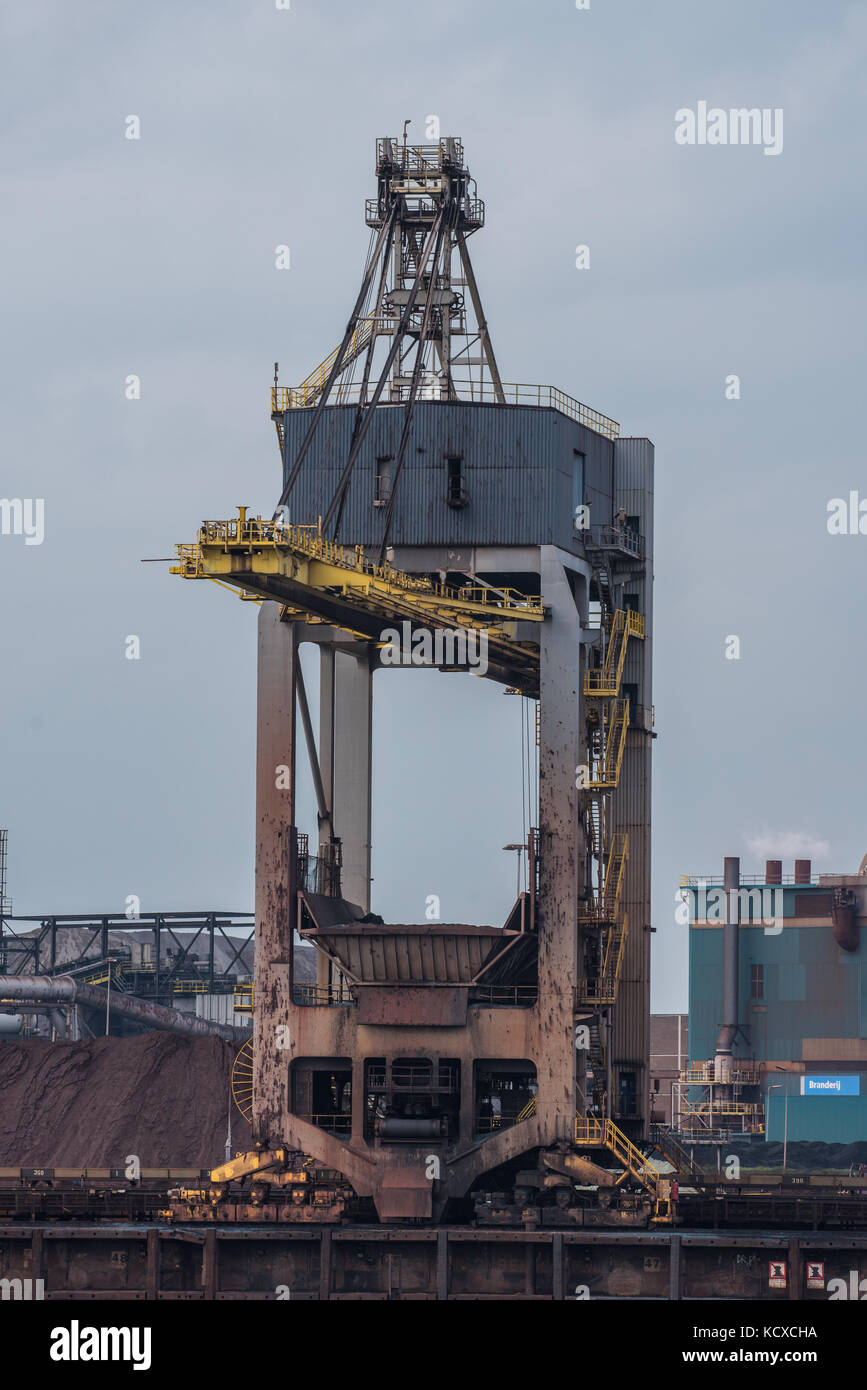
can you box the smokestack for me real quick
[794,859,811,884]
[714,856,740,1082]
[766,859,782,885]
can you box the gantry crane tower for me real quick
[172,135,655,1221]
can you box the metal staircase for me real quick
[574,1117,660,1192]
[576,603,644,1122]
[649,1124,705,1183]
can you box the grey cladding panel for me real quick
[282,402,615,549]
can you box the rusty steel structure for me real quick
[169,135,655,1224]
[3,1217,867,1300]
[0,975,246,1043]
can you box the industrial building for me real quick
[650,1013,688,1126]
[171,134,656,1221]
[684,856,867,1143]
[4,135,866,1304]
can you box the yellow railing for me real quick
[681,1101,763,1116]
[233,984,254,1012]
[586,698,630,789]
[576,918,628,1007]
[173,980,208,994]
[291,984,355,1006]
[271,379,620,440]
[603,834,629,914]
[174,510,544,623]
[516,1096,537,1122]
[574,1117,659,1191]
[276,316,393,410]
[579,832,628,923]
[680,1064,763,1084]
[584,610,645,697]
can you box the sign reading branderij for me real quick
[800,1075,860,1097]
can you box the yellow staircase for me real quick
[273,315,388,413]
[578,607,644,1015]
[573,1117,659,1193]
[584,609,645,698]
[584,697,630,790]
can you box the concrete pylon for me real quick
[319,645,373,913]
[535,546,588,1140]
[253,603,297,1145]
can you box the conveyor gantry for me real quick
[172,508,544,695]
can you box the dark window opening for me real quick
[446,455,467,508]
[364,1056,460,1143]
[617,1070,638,1119]
[291,1058,352,1134]
[751,964,764,1000]
[572,450,585,529]
[473,1060,537,1136]
[622,681,638,724]
[374,456,393,506]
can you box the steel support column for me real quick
[253,604,297,1145]
[536,546,587,1139]
[319,645,373,913]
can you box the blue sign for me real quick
[800,1075,860,1097]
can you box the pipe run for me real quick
[714,856,740,1080]
[0,976,248,1043]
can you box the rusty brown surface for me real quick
[2,1223,863,1300]
[355,987,467,1027]
[252,605,297,1147]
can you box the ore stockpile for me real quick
[0,1034,250,1167]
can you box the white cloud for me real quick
[745,832,831,863]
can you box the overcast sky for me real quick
[2,0,865,1011]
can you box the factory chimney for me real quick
[714,856,740,1082]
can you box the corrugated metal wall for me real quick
[767,1093,867,1143]
[281,402,614,548]
[611,438,654,1133]
[689,924,864,1060]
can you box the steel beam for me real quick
[0,975,243,1041]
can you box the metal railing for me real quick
[583,524,642,558]
[585,698,630,790]
[681,1101,763,1116]
[278,315,392,410]
[175,511,544,622]
[270,380,620,439]
[233,985,254,1013]
[475,1107,533,1133]
[680,1063,763,1084]
[578,832,629,923]
[584,609,645,697]
[574,1118,660,1191]
[291,984,355,1006]
[298,1114,352,1134]
[469,985,538,1007]
[376,137,466,173]
[680,873,817,887]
